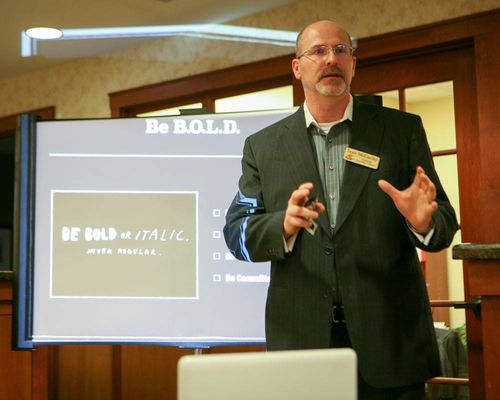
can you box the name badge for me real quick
[343,147,380,170]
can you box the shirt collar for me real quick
[304,94,353,130]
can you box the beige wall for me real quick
[0,0,498,119]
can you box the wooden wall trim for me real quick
[109,10,499,117]
[32,347,49,400]
[0,281,13,301]
[474,31,500,242]
[355,9,499,60]
[0,281,12,316]
[0,107,55,135]
[109,54,294,117]
[112,345,122,400]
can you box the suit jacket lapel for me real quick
[279,107,332,237]
[334,100,385,234]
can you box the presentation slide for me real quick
[31,109,294,345]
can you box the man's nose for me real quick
[324,47,337,65]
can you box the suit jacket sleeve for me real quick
[404,115,458,252]
[223,135,286,262]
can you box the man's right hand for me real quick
[283,182,325,239]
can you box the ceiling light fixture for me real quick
[25,27,63,40]
[21,24,297,57]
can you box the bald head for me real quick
[295,20,352,57]
[291,19,356,111]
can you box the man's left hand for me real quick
[378,166,437,234]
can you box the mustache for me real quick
[320,67,344,79]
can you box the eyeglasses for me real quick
[297,44,355,61]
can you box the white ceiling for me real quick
[1,0,298,80]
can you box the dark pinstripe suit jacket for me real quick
[223,98,458,388]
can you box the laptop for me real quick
[178,348,357,400]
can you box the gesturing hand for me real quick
[378,166,437,234]
[283,182,326,239]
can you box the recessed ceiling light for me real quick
[25,27,63,40]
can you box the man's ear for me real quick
[292,58,301,80]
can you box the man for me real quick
[224,20,458,399]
